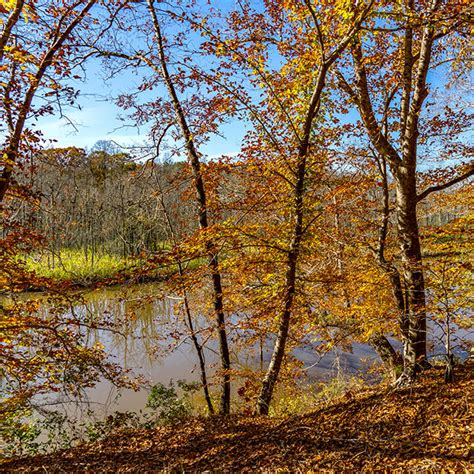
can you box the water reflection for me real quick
[4,282,471,417]
[57,284,219,415]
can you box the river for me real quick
[4,282,472,417]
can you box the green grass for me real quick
[24,249,140,283]
[23,248,204,286]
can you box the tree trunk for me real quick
[254,4,369,414]
[156,174,215,414]
[255,62,320,414]
[256,235,301,415]
[395,169,427,381]
[369,334,403,380]
[146,0,231,414]
[0,158,13,202]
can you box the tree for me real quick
[0,0,140,424]
[250,0,373,415]
[337,0,472,381]
[92,0,234,414]
[0,0,106,202]
[146,0,232,414]
[181,0,374,414]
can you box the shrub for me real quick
[146,380,196,424]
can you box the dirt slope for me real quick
[2,363,472,473]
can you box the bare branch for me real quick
[417,164,474,202]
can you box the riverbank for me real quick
[2,362,471,472]
[17,268,170,293]
[15,249,199,293]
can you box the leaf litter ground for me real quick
[2,362,472,472]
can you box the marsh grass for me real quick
[24,249,140,282]
[24,248,203,284]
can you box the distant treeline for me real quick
[15,145,195,260]
[10,143,464,265]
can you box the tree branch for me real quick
[417,165,474,202]
[350,38,402,170]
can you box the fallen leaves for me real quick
[2,362,473,472]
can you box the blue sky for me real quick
[38,57,145,149]
[37,56,247,159]
[34,0,263,160]
[34,2,472,165]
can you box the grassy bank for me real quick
[24,249,140,282]
[2,363,472,472]
[19,249,202,291]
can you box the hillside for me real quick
[2,363,472,473]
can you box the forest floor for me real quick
[2,362,472,473]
